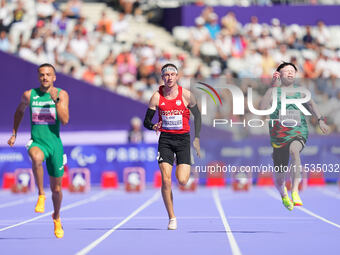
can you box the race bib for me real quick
[32,107,56,125]
[279,109,301,127]
[162,114,183,130]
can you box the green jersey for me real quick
[30,88,61,143]
[269,85,308,148]
[28,87,65,178]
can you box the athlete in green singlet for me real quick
[261,62,329,211]
[8,63,69,238]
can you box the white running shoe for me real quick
[168,217,177,230]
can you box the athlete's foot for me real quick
[35,195,46,213]
[291,191,303,206]
[52,214,64,238]
[168,217,177,230]
[282,195,294,211]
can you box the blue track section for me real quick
[0,186,339,255]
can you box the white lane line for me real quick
[0,215,314,225]
[266,188,340,229]
[319,188,340,200]
[0,196,36,209]
[212,188,242,255]
[0,190,110,232]
[0,192,52,209]
[76,191,160,255]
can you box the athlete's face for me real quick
[38,66,56,89]
[162,71,178,88]
[279,65,296,86]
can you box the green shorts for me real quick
[27,139,66,178]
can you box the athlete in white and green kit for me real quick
[261,62,329,211]
[8,63,69,238]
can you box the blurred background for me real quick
[0,0,339,187]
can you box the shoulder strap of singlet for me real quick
[177,85,182,99]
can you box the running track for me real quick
[0,186,339,255]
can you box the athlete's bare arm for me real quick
[50,88,69,125]
[305,99,329,134]
[8,90,31,147]
[148,91,160,111]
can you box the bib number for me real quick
[162,115,183,130]
[279,109,301,127]
[32,107,56,125]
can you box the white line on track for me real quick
[212,188,242,255]
[75,191,160,255]
[266,188,340,229]
[0,192,52,209]
[319,188,340,200]
[0,190,110,232]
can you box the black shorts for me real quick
[272,136,306,171]
[158,132,191,165]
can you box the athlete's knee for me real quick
[178,176,189,186]
[289,147,300,159]
[162,176,172,189]
[29,149,44,164]
[51,185,62,194]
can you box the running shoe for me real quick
[282,187,294,211]
[168,217,177,230]
[35,195,46,213]
[52,214,64,239]
[292,191,303,206]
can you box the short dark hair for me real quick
[38,63,56,73]
[161,63,178,72]
[276,62,297,72]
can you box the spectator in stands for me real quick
[69,31,88,64]
[189,16,210,57]
[36,0,55,21]
[303,26,315,49]
[315,20,330,46]
[113,12,129,39]
[128,116,144,144]
[0,0,11,32]
[244,16,262,39]
[221,11,239,36]
[53,11,69,36]
[0,30,10,52]
[64,0,82,19]
[96,11,112,35]
[261,48,275,78]
[205,13,221,40]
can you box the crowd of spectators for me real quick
[0,1,339,136]
[177,6,340,136]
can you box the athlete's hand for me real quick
[319,120,330,134]
[271,71,281,87]
[153,121,162,135]
[49,87,59,102]
[8,135,16,147]
[193,137,201,158]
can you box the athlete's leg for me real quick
[160,162,175,219]
[289,140,303,193]
[50,176,64,238]
[273,146,289,197]
[50,176,63,220]
[28,146,45,196]
[175,164,191,186]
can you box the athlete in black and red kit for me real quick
[143,63,201,230]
